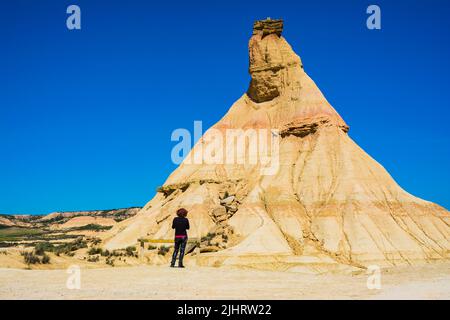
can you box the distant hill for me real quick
[0,207,141,230]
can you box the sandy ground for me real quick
[0,262,449,299]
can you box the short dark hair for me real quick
[176,208,188,217]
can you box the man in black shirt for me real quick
[170,208,190,268]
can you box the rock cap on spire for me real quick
[253,18,283,37]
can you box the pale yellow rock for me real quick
[104,19,449,270]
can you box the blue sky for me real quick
[0,0,449,214]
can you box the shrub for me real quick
[87,255,99,262]
[72,224,112,232]
[43,215,65,224]
[87,247,102,255]
[101,249,110,257]
[21,251,40,265]
[54,238,87,256]
[157,246,170,256]
[41,254,50,264]
[111,250,123,257]
[34,242,54,255]
[201,232,216,242]
[148,245,157,250]
[91,237,101,245]
[106,257,115,266]
[125,246,136,256]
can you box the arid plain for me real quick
[0,262,449,299]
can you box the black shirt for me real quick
[172,217,190,236]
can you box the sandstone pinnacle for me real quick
[103,20,450,271]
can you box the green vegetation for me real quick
[24,234,80,242]
[87,255,99,262]
[91,237,102,245]
[85,246,139,260]
[125,246,137,257]
[87,247,102,255]
[41,254,50,264]
[0,209,140,250]
[106,256,115,266]
[0,226,80,248]
[53,238,87,256]
[201,232,216,242]
[42,215,65,224]
[20,239,87,259]
[34,242,55,255]
[21,250,50,265]
[69,224,113,232]
[0,210,142,260]
[100,207,139,221]
[157,246,170,256]
[112,250,125,257]
[21,251,41,264]
[0,227,45,242]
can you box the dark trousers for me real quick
[171,236,187,266]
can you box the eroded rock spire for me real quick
[104,19,449,272]
[247,18,303,103]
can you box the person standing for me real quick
[170,208,190,268]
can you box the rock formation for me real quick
[103,19,449,271]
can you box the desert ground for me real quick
[0,262,449,300]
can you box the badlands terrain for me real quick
[103,18,450,271]
[0,18,448,299]
[0,208,142,269]
[1,205,446,299]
